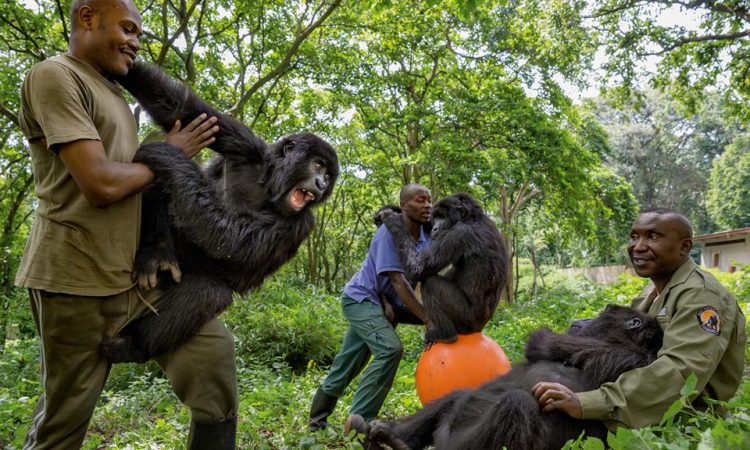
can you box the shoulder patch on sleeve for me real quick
[696,306,721,336]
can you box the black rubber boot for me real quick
[187,415,237,450]
[308,387,338,431]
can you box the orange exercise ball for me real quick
[415,332,511,406]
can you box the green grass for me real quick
[1,268,748,449]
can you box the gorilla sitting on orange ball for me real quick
[378,193,508,346]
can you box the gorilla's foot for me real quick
[102,335,148,363]
[424,328,459,347]
[369,420,411,450]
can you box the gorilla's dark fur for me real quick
[101,61,339,363]
[374,204,402,228]
[381,193,507,344]
[367,305,664,450]
[374,204,432,240]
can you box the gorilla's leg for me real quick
[133,183,180,289]
[442,390,547,450]
[369,390,464,450]
[421,276,474,343]
[102,274,232,363]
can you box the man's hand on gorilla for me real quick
[163,113,219,159]
[533,382,583,418]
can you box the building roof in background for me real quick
[693,227,750,242]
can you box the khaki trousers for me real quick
[23,287,238,450]
[320,295,404,421]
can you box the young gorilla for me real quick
[101,61,339,363]
[372,204,429,327]
[367,305,664,450]
[379,193,507,345]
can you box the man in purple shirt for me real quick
[308,184,432,432]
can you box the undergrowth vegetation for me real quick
[0,266,748,449]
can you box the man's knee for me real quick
[374,340,403,361]
[159,319,238,421]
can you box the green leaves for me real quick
[591,0,750,119]
[707,135,750,229]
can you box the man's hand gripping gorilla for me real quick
[101,61,339,363]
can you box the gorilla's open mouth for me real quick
[288,187,316,211]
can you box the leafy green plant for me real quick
[0,268,747,449]
[225,276,347,371]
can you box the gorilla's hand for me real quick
[376,208,398,226]
[133,241,182,289]
[525,328,556,362]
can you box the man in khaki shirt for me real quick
[534,209,746,430]
[16,0,238,448]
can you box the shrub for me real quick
[225,275,347,371]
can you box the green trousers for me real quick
[320,295,403,421]
[23,287,238,450]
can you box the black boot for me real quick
[187,415,237,450]
[309,387,338,431]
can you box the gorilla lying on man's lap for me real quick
[366,305,663,450]
[101,61,339,363]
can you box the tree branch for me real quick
[0,103,19,128]
[228,0,342,116]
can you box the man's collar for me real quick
[416,225,428,244]
[657,258,697,296]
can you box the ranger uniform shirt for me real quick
[15,54,141,295]
[577,259,747,429]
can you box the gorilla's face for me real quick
[429,193,482,239]
[267,133,339,216]
[579,305,663,352]
[286,157,332,212]
[430,210,450,239]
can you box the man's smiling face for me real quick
[627,212,692,287]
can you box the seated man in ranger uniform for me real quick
[534,208,747,429]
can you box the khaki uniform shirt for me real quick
[577,259,746,429]
[15,54,141,295]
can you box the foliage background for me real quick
[1,0,749,448]
[1,269,748,449]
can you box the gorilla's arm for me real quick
[134,142,310,264]
[525,329,596,363]
[526,330,656,386]
[117,61,266,162]
[383,213,469,280]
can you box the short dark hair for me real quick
[400,184,430,202]
[639,208,693,238]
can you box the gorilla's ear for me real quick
[625,318,642,330]
[282,142,295,156]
